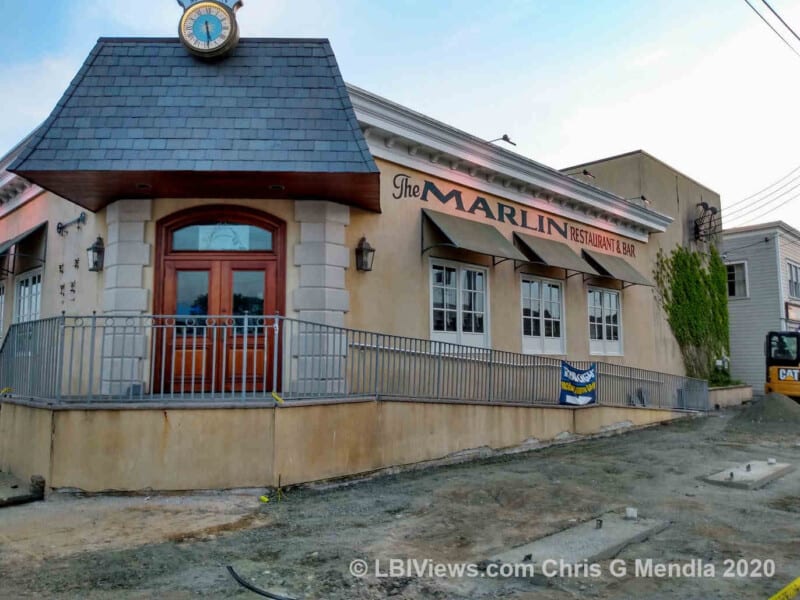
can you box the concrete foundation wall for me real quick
[573,405,679,435]
[0,402,53,485]
[709,385,753,409]
[0,400,686,492]
[49,409,275,491]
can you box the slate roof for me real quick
[10,38,377,175]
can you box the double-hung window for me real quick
[521,276,564,354]
[588,288,622,355]
[14,269,42,323]
[430,261,488,347]
[789,262,800,299]
[726,262,748,298]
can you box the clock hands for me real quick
[205,20,211,45]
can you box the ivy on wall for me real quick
[653,245,729,380]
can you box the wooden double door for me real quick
[156,207,285,395]
[162,257,278,393]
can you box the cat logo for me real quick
[778,368,800,381]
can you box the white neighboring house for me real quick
[721,221,800,394]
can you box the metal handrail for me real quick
[0,314,709,410]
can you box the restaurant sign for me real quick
[393,173,637,258]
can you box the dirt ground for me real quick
[1,406,799,599]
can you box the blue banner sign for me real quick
[559,361,597,406]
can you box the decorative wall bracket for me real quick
[693,202,720,242]
[57,212,87,236]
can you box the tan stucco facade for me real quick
[0,399,685,492]
[0,153,711,375]
[346,159,681,373]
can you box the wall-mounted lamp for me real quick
[355,237,375,272]
[87,237,105,272]
[625,195,650,207]
[567,168,596,179]
[488,134,517,146]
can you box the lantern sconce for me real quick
[87,237,105,272]
[355,237,376,272]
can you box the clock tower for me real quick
[177,0,243,58]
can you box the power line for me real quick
[743,0,800,60]
[761,0,800,44]
[732,191,800,225]
[722,162,800,212]
[722,175,800,219]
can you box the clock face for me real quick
[179,1,238,56]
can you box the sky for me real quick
[2,0,800,230]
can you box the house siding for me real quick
[778,233,800,329]
[721,232,781,393]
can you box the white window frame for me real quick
[429,258,490,348]
[520,274,565,355]
[587,287,623,356]
[789,261,800,299]
[13,268,42,324]
[725,261,749,299]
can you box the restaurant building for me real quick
[0,2,719,492]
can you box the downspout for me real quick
[775,233,785,330]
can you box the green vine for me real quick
[653,245,729,380]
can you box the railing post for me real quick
[242,312,249,400]
[54,313,66,401]
[373,333,381,399]
[271,317,280,396]
[435,343,443,401]
[86,311,97,402]
[487,350,494,403]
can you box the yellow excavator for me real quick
[764,331,800,399]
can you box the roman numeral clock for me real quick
[177,0,243,58]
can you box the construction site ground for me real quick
[1,397,799,599]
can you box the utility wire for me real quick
[743,0,800,60]
[722,162,800,212]
[761,0,800,44]
[732,192,800,225]
[723,179,800,221]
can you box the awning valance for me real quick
[0,222,47,256]
[513,232,599,276]
[0,222,47,276]
[421,209,528,265]
[582,249,653,287]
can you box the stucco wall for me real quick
[709,385,753,408]
[0,192,105,338]
[346,159,681,374]
[563,152,722,376]
[3,157,694,378]
[1,400,687,492]
[0,402,53,484]
[573,405,679,435]
[49,408,275,491]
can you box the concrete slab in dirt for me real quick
[703,460,794,490]
[489,512,669,567]
[0,472,33,507]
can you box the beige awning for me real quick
[421,209,528,264]
[582,249,653,287]
[0,222,47,256]
[514,232,599,276]
[0,222,47,277]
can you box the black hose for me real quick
[226,565,297,600]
